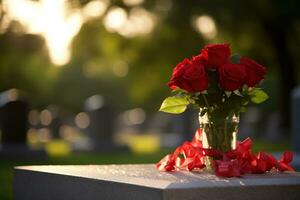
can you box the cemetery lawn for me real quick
[0,140,289,200]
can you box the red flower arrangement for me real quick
[157,43,294,177]
[168,43,265,93]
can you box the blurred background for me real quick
[0,0,300,199]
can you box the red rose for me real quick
[240,57,266,87]
[218,63,246,91]
[201,43,231,69]
[168,58,208,92]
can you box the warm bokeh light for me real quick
[28,110,40,126]
[59,125,82,142]
[45,140,72,156]
[103,6,155,38]
[192,15,217,40]
[6,88,19,101]
[113,132,160,154]
[112,61,129,77]
[37,128,52,143]
[121,7,155,37]
[123,108,146,125]
[27,128,40,149]
[75,112,90,129]
[123,0,144,7]
[82,0,110,18]
[40,109,52,126]
[103,7,128,32]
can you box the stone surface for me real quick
[14,164,300,200]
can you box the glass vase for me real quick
[199,111,239,170]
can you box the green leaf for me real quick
[249,89,269,104]
[159,96,189,114]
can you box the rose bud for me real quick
[240,57,266,87]
[168,58,209,93]
[218,63,246,91]
[201,43,231,70]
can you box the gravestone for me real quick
[88,105,114,140]
[292,86,300,152]
[87,105,116,150]
[84,95,116,150]
[174,108,197,141]
[291,86,300,170]
[0,98,46,159]
[14,164,300,200]
[0,100,29,145]
[50,116,63,138]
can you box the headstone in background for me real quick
[265,112,283,141]
[171,108,198,144]
[50,116,63,138]
[0,89,46,159]
[88,105,115,144]
[238,107,260,139]
[292,86,300,152]
[85,95,116,150]
[291,86,300,170]
[148,112,184,148]
[0,100,29,145]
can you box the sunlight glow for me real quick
[2,0,110,66]
[192,15,217,40]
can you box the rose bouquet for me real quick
[160,43,268,120]
[157,43,294,177]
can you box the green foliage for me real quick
[249,88,269,104]
[159,96,189,114]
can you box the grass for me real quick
[0,139,290,200]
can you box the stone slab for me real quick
[14,164,300,200]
